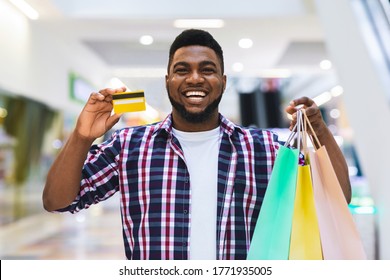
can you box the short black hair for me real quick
[167,29,224,73]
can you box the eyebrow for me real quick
[199,60,218,68]
[172,60,218,69]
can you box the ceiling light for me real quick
[319,59,332,70]
[173,19,225,29]
[313,91,332,106]
[9,0,39,20]
[238,38,253,49]
[331,85,344,97]
[330,108,341,119]
[139,35,154,46]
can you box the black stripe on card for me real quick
[113,92,144,100]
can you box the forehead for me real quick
[171,45,219,65]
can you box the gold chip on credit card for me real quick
[112,90,146,113]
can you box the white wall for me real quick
[0,0,31,95]
[315,0,390,259]
[0,0,109,115]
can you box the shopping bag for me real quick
[247,145,299,260]
[289,165,323,259]
[289,112,322,260]
[310,147,366,259]
[247,114,303,260]
[302,111,366,259]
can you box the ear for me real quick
[165,74,169,91]
[222,75,227,93]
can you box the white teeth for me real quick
[185,91,206,97]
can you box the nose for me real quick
[186,70,204,84]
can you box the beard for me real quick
[168,92,223,124]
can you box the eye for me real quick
[174,67,189,74]
[202,67,216,74]
[202,66,217,75]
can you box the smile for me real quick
[184,91,207,98]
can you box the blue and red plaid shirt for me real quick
[58,114,280,260]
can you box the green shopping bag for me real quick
[247,145,299,260]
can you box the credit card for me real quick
[112,90,146,113]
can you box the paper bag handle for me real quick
[284,109,321,152]
[301,109,321,150]
[284,109,303,149]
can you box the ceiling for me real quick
[24,0,338,118]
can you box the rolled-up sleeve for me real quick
[55,131,122,213]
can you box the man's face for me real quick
[166,45,226,124]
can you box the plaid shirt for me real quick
[59,114,280,260]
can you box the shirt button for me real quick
[183,242,187,247]
[183,210,188,214]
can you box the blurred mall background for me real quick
[0,0,389,259]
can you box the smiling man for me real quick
[43,29,351,260]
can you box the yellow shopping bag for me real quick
[288,110,322,260]
[289,164,323,259]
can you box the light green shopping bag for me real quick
[247,145,299,260]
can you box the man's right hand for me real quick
[75,87,127,141]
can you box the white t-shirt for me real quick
[172,127,221,260]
